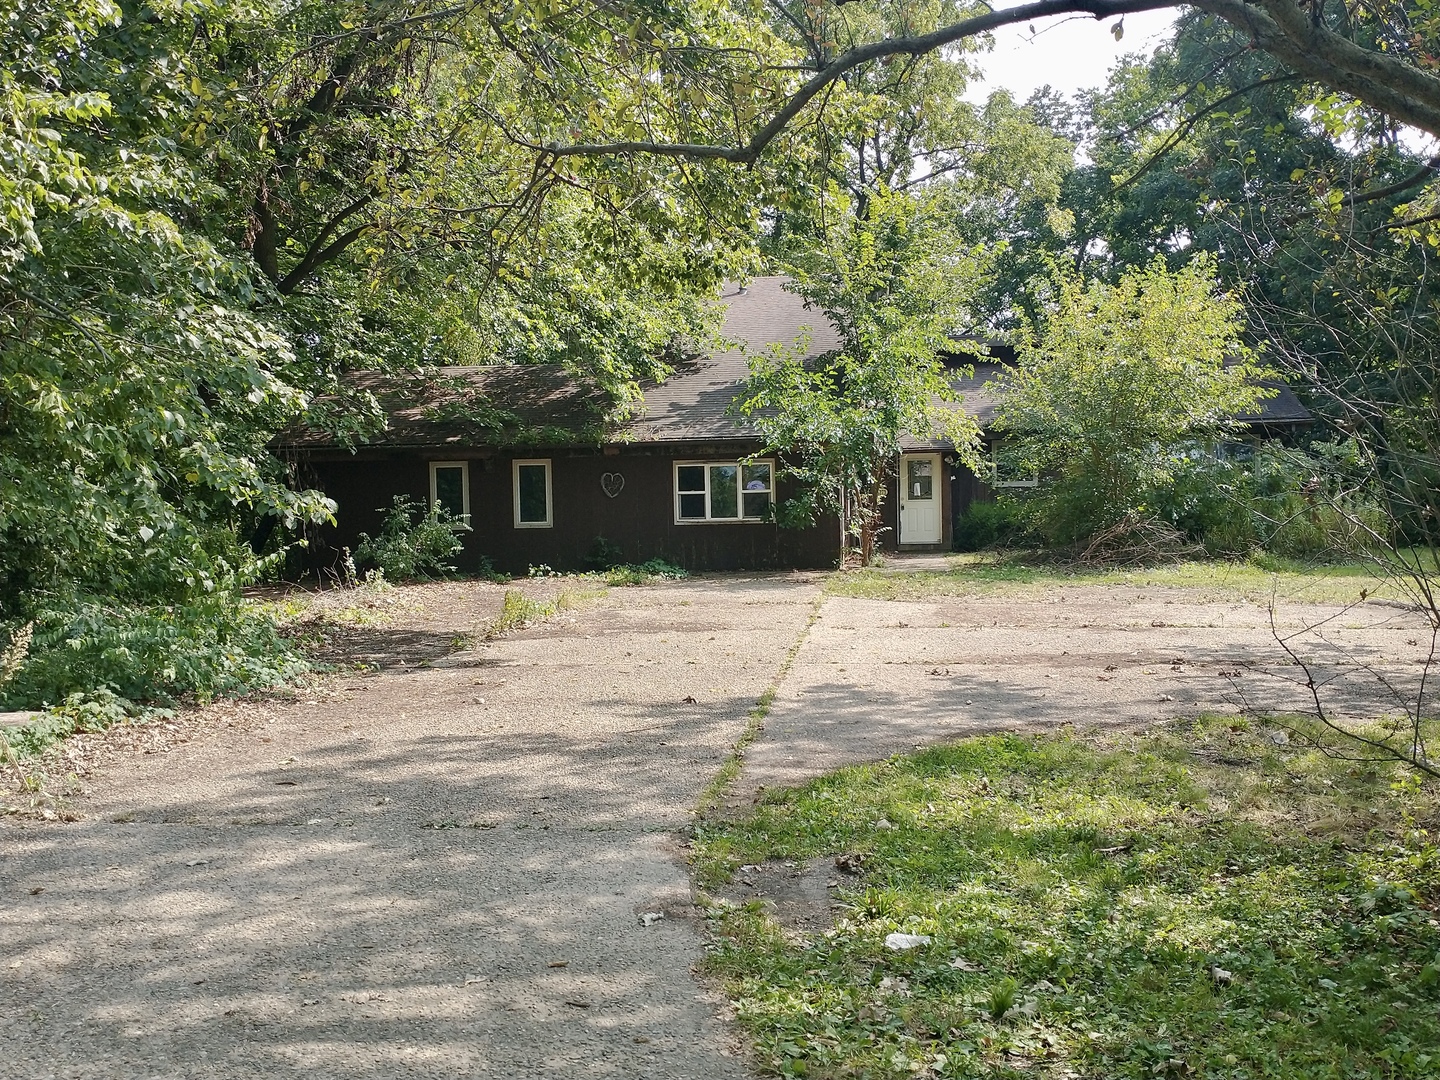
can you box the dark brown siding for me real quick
[297,443,840,575]
[952,461,994,518]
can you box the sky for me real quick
[963,6,1184,105]
[961,6,1438,154]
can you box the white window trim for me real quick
[513,458,553,529]
[428,460,470,519]
[989,444,1039,489]
[674,459,775,524]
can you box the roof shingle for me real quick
[278,274,1309,450]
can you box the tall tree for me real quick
[1,0,333,616]
[737,187,984,564]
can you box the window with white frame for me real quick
[429,461,470,520]
[675,460,773,522]
[513,459,552,527]
[990,442,1038,489]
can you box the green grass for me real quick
[695,595,824,818]
[832,552,1404,607]
[693,722,1440,1079]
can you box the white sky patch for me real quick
[964,7,1182,106]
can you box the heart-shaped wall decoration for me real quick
[600,472,625,499]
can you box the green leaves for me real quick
[738,188,984,561]
[995,257,1267,546]
[0,0,334,633]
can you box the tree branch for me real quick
[539,0,1176,164]
[1110,74,1303,194]
[1344,153,1440,206]
[1201,0,1440,137]
[276,192,376,294]
[528,0,1440,172]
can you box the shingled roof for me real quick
[279,274,1309,450]
[275,365,611,450]
[626,275,840,442]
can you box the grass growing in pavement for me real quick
[695,595,825,818]
[829,553,1405,607]
[693,721,1440,1079]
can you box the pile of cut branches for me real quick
[1078,513,1203,568]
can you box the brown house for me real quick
[277,276,1311,575]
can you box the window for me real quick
[906,457,935,500]
[675,460,773,522]
[513,459,552,528]
[429,461,469,520]
[990,442,1038,489]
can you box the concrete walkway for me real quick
[2,577,817,1080]
[735,583,1431,801]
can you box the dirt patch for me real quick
[711,856,841,937]
[272,577,554,671]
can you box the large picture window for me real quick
[675,460,773,522]
[513,459,552,528]
[429,461,470,520]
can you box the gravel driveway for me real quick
[2,576,817,1080]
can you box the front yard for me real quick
[694,720,1440,1079]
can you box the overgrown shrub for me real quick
[1,594,308,709]
[1013,439,1387,561]
[1148,450,1257,556]
[585,535,627,570]
[953,499,1032,552]
[354,495,467,580]
[994,257,1266,549]
[1250,440,1387,559]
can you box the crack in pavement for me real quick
[2,575,820,1079]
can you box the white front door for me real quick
[899,454,943,544]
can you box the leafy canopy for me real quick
[995,257,1269,545]
[0,0,334,618]
[737,187,984,562]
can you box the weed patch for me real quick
[488,585,605,638]
[829,553,1398,606]
[2,595,309,710]
[693,723,1440,1078]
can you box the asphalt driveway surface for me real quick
[3,570,1430,1079]
[2,576,817,1080]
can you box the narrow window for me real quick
[513,459,552,528]
[676,464,707,520]
[991,441,1038,488]
[741,462,773,519]
[429,461,469,520]
[708,464,739,519]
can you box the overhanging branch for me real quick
[532,0,1440,169]
[540,0,1176,164]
